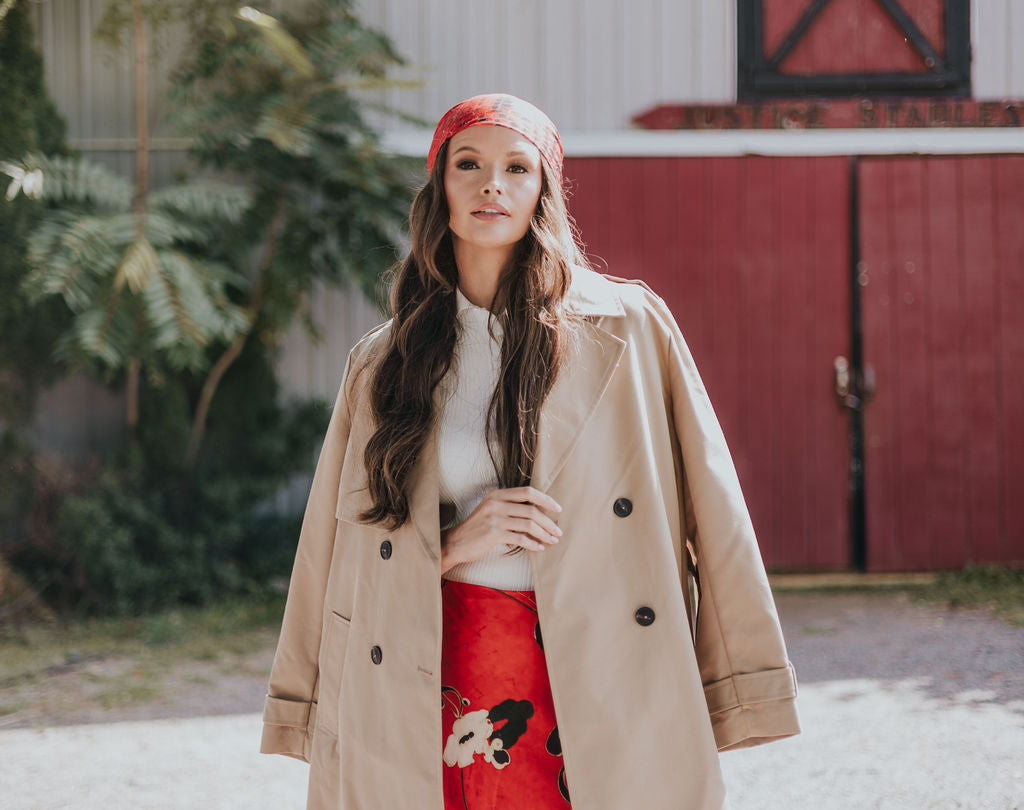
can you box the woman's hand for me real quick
[441,486,563,574]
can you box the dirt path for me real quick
[2,590,1022,809]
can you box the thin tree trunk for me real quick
[126,357,141,429]
[133,0,147,238]
[185,192,288,465]
[127,0,146,433]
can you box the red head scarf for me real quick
[427,93,564,187]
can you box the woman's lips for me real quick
[471,210,510,221]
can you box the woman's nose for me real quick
[481,172,503,194]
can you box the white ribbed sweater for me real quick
[438,286,534,590]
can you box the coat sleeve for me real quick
[259,344,360,762]
[649,292,801,752]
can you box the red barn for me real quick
[29,0,1024,572]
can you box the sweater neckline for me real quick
[455,285,490,314]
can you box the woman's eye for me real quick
[508,164,528,173]
[456,160,478,170]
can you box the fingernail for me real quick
[555,527,563,536]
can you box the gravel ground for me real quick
[2,589,1022,809]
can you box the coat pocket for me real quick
[316,610,352,739]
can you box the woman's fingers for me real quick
[502,502,562,540]
[492,485,562,515]
[505,516,560,546]
[444,487,564,566]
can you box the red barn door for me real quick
[859,155,1024,570]
[565,156,851,571]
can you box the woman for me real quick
[261,94,801,810]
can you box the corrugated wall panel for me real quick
[28,0,195,186]
[277,281,385,404]
[355,0,735,129]
[30,0,189,140]
[973,0,1024,98]
[31,374,124,459]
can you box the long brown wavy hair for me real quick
[357,140,589,531]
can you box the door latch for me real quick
[834,356,875,410]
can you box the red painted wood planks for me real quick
[765,0,942,75]
[565,155,850,571]
[960,157,1004,565]
[861,155,1024,570]
[924,158,970,569]
[994,157,1024,565]
[809,158,851,569]
[860,157,900,569]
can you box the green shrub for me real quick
[13,339,329,615]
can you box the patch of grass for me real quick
[0,594,286,686]
[0,700,28,716]
[772,565,1024,628]
[96,679,162,709]
[908,564,1024,627]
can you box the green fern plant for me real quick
[10,152,251,420]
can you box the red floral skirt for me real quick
[441,579,571,809]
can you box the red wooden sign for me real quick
[632,99,1024,130]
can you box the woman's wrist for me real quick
[440,526,460,574]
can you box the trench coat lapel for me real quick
[531,281,627,492]
[404,267,627,561]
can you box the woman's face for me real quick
[444,124,543,256]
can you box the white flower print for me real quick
[443,709,493,768]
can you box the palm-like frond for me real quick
[14,152,133,211]
[23,213,128,309]
[68,297,138,369]
[17,154,254,372]
[149,182,252,226]
[114,237,160,294]
[237,7,315,79]
[143,250,249,370]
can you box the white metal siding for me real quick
[28,0,195,182]
[356,0,736,131]
[277,280,386,403]
[973,0,1024,98]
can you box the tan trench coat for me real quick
[260,266,801,810]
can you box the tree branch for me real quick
[185,190,288,466]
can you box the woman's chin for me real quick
[452,229,526,253]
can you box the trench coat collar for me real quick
[404,266,627,562]
[453,265,626,318]
[561,264,627,318]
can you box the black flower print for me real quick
[485,698,534,767]
[546,726,571,803]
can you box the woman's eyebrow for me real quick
[450,145,533,159]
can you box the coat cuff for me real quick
[259,695,318,762]
[703,662,801,752]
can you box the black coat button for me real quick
[634,606,656,626]
[370,645,382,665]
[613,497,633,517]
[379,539,392,560]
